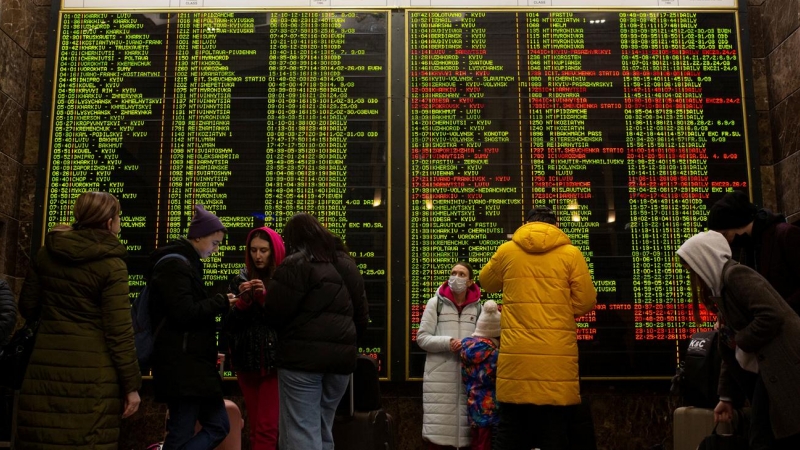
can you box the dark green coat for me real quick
[16,228,141,450]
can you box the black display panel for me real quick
[407,11,750,378]
[40,7,755,380]
[45,11,389,377]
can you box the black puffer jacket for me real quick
[0,279,16,346]
[264,251,369,374]
[148,239,229,401]
[224,270,278,373]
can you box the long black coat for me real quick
[149,239,229,401]
[718,260,800,439]
[264,251,369,374]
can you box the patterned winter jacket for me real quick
[460,336,499,428]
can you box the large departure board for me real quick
[45,11,389,377]
[40,5,755,380]
[407,11,750,378]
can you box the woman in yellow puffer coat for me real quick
[479,207,596,449]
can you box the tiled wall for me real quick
[2,1,799,448]
[748,0,800,222]
[0,0,50,294]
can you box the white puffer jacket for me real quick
[417,283,481,447]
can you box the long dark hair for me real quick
[282,212,340,262]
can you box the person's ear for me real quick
[105,218,113,231]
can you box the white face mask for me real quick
[448,275,468,294]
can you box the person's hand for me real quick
[122,391,141,419]
[238,281,252,294]
[250,279,265,293]
[714,400,733,423]
[449,338,462,354]
[227,293,238,306]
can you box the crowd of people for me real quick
[1,189,798,449]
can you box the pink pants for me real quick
[237,371,279,450]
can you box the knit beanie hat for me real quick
[707,191,758,230]
[187,204,226,239]
[473,300,501,338]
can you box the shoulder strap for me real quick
[155,253,190,267]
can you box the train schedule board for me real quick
[44,10,390,377]
[407,10,751,378]
[39,2,754,381]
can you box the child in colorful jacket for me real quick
[460,300,501,450]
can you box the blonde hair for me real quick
[53,191,120,232]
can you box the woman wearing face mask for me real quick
[417,261,482,450]
[224,227,285,450]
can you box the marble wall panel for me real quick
[32,0,51,6]
[759,165,776,210]
[27,57,44,111]
[760,0,800,53]
[0,32,29,106]
[19,166,36,222]
[748,0,766,6]
[766,27,800,106]
[776,151,800,217]
[23,111,40,165]
[755,110,773,165]
[769,88,800,161]
[0,216,19,280]
[0,0,36,53]
[0,153,20,218]
[748,5,765,58]
[751,58,769,111]
[30,5,49,57]
[15,220,31,278]
[0,91,25,163]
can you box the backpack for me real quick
[671,330,721,408]
[132,253,190,370]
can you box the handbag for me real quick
[697,423,748,450]
[0,321,38,389]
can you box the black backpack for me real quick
[131,253,189,370]
[671,330,721,408]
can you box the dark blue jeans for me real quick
[164,397,230,450]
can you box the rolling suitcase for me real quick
[673,406,735,450]
[333,355,395,450]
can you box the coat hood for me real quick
[244,227,286,279]
[511,222,572,254]
[44,228,127,264]
[676,230,731,296]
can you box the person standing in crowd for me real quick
[479,207,596,450]
[0,279,17,346]
[15,191,141,449]
[417,261,482,450]
[707,190,800,313]
[224,227,286,450]
[262,213,369,450]
[149,204,236,449]
[677,230,800,447]
[460,300,501,450]
[707,190,800,448]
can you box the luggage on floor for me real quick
[673,406,736,450]
[333,355,395,450]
